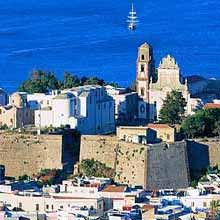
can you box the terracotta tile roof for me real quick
[204,103,220,109]
[102,185,127,193]
[148,123,172,129]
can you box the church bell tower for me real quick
[136,43,153,121]
[136,42,153,102]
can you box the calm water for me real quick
[0,0,219,92]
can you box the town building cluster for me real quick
[0,173,220,220]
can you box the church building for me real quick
[136,43,191,122]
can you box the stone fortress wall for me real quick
[80,135,190,189]
[0,130,79,178]
[187,139,220,175]
[1,130,220,187]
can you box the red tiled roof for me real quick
[204,103,220,109]
[102,185,126,193]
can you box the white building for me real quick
[35,85,115,135]
[0,192,104,216]
[148,55,191,121]
[27,91,58,110]
[105,85,138,125]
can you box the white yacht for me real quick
[127,3,138,30]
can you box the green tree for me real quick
[159,90,187,125]
[18,70,61,93]
[181,109,220,138]
[83,77,105,86]
[18,70,119,93]
[181,110,206,138]
[63,72,80,89]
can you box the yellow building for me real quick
[0,92,34,129]
[117,123,176,143]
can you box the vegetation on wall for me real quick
[159,90,187,125]
[80,159,115,178]
[18,69,119,93]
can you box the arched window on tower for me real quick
[141,88,145,97]
[141,64,145,72]
[141,54,145,60]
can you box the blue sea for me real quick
[0,0,219,92]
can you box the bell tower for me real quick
[136,42,153,102]
[136,43,153,121]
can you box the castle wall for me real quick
[80,135,148,187]
[0,130,80,178]
[187,139,220,175]
[146,141,190,189]
[80,135,190,189]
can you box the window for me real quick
[0,109,1,114]
[191,202,194,207]
[36,204,39,211]
[60,205,63,209]
[141,64,145,72]
[203,202,207,207]
[141,88,145,97]
[141,54,145,60]
[19,202,22,208]
[167,134,170,140]
[46,204,49,210]
[51,205,54,210]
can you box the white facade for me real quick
[0,192,104,216]
[105,86,138,124]
[135,43,202,122]
[27,92,57,110]
[148,55,190,121]
[35,108,53,128]
[180,194,220,212]
[52,93,75,127]
[35,85,115,135]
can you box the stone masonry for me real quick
[0,130,80,178]
[80,135,190,189]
